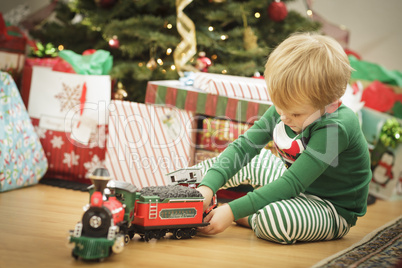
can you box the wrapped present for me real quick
[20,57,59,108]
[21,49,113,108]
[196,118,252,153]
[360,80,402,117]
[349,55,402,87]
[0,13,32,86]
[193,72,270,102]
[0,72,48,192]
[26,66,111,184]
[361,107,402,200]
[105,100,197,188]
[146,80,272,124]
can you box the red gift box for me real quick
[31,118,107,184]
[0,13,32,86]
[196,118,252,153]
[25,63,111,184]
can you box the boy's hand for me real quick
[198,204,234,235]
[197,185,214,212]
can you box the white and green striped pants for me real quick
[196,148,351,244]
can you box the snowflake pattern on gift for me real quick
[83,154,105,178]
[54,83,81,112]
[63,151,80,168]
[50,135,64,149]
[89,125,107,148]
[34,125,47,139]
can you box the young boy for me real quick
[196,33,372,244]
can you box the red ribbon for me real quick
[76,82,87,128]
[378,161,394,181]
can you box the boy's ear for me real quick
[326,100,342,114]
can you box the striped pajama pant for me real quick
[195,148,351,244]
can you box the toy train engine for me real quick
[129,185,209,241]
[69,168,138,261]
[68,167,216,261]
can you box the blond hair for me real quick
[264,32,352,110]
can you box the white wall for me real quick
[287,0,402,71]
[1,0,401,71]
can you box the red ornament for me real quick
[267,0,288,22]
[109,36,119,49]
[82,49,97,55]
[95,0,117,8]
[196,52,212,72]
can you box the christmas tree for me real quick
[29,0,320,103]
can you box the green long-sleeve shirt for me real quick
[200,104,372,226]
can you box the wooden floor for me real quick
[0,184,401,268]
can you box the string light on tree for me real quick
[267,0,288,22]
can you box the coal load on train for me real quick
[140,185,203,200]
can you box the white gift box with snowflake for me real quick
[26,66,111,183]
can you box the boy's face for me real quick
[275,102,324,134]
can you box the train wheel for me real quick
[128,230,135,239]
[144,232,150,242]
[156,230,166,240]
[72,251,79,260]
[112,235,125,254]
[124,234,131,244]
[173,229,184,240]
[189,228,197,238]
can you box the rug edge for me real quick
[311,215,402,268]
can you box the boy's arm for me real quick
[228,123,350,220]
[199,105,279,193]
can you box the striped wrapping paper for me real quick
[145,80,272,124]
[105,100,197,189]
[193,72,270,102]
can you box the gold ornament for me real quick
[146,58,157,71]
[114,82,128,100]
[242,11,258,51]
[243,26,258,50]
[173,0,198,76]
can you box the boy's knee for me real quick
[251,206,296,245]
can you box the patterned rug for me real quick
[312,216,402,268]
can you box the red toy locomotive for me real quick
[68,167,216,261]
